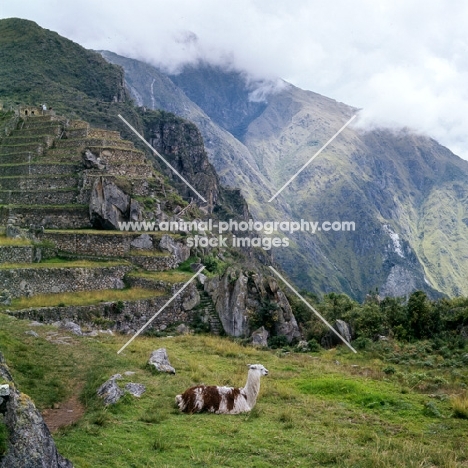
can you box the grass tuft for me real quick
[451,393,468,419]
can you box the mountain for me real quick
[101,55,468,300]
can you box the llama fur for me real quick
[175,364,269,414]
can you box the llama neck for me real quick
[243,371,261,407]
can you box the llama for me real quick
[175,364,269,414]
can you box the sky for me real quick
[2,0,468,159]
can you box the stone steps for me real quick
[0,205,91,229]
[0,262,132,299]
[0,189,82,206]
[198,291,223,334]
[0,175,79,191]
[0,162,80,176]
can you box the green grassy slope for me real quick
[1,314,468,467]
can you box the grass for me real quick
[127,270,194,283]
[0,234,31,246]
[0,288,164,312]
[0,313,467,467]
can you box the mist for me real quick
[2,0,468,158]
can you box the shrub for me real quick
[307,338,321,352]
[268,335,289,349]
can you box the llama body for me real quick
[175,364,268,414]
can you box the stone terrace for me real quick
[0,111,203,335]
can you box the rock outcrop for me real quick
[205,267,301,342]
[89,177,142,229]
[0,352,73,468]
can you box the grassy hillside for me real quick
[1,313,467,467]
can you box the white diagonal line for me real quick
[118,114,207,203]
[117,266,206,354]
[268,114,357,202]
[268,266,357,353]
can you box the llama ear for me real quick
[247,364,252,368]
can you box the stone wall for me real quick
[41,232,161,257]
[0,153,34,164]
[0,190,80,206]
[87,129,121,139]
[0,163,80,177]
[0,143,43,155]
[2,206,92,229]
[0,246,34,264]
[127,254,179,271]
[9,282,200,334]
[0,265,131,298]
[89,148,147,165]
[0,175,78,191]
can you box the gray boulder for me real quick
[130,234,153,250]
[97,374,125,405]
[176,324,191,335]
[0,290,11,306]
[251,326,269,347]
[124,383,146,397]
[148,348,175,374]
[159,235,190,263]
[0,353,73,468]
[321,319,353,349]
[82,149,106,170]
[129,199,143,222]
[60,321,82,336]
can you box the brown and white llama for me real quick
[175,364,269,414]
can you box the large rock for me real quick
[89,177,142,229]
[148,348,175,374]
[82,149,106,170]
[321,319,353,349]
[124,383,146,398]
[251,326,269,347]
[130,234,153,250]
[96,374,125,405]
[0,352,73,468]
[205,267,301,342]
[159,235,190,263]
[205,267,249,337]
[59,321,82,336]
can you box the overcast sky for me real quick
[2,0,468,158]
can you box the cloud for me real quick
[2,0,468,158]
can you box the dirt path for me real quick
[42,392,85,433]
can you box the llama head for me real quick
[247,364,269,376]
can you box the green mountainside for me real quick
[103,55,468,300]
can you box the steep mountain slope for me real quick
[103,57,468,300]
[99,52,283,217]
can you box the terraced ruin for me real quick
[0,107,210,335]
